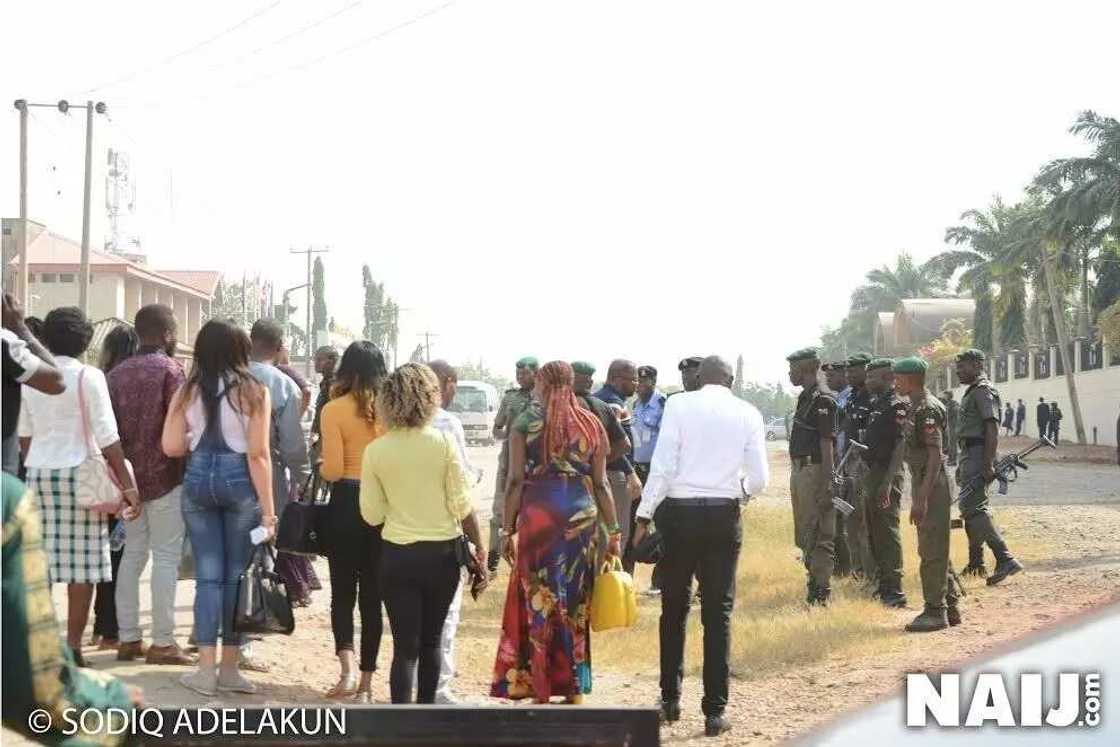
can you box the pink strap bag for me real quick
[73,368,133,514]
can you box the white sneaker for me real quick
[180,668,218,696]
[218,670,258,694]
[435,691,458,705]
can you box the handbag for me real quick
[275,467,330,557]
[233,544,295,635]
[590,556,638,632]
[73,368,133,514]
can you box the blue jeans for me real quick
[181,452,260,647]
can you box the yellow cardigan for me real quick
[359,426,472,545]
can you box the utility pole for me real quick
[281,283,308,346]
[12,99,104,312]
[291,246,329,378]
[417,331,439,361]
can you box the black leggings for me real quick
[379,539,460,704]
[326,480,383,672]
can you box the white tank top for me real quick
[184,383,252,454]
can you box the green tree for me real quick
[312,256,328,342]
[929,197,1028,354]
[736,381,795,422]
[1093,239,1120,315]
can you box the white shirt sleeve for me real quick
[741,406,769,496]
[447,416,481,485]
[637,396,682,520]
[2,331,41,383]
[80,366,121,449]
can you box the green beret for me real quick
[892,356,928,375]
[571,361,595,376]
[955,348,986,363]
[845,352,872,367]
[786,347,820,363]
[516,356,539,370]
[866,357,893,371]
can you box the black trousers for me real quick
[93,518,124,639]
[655,500,742,716]
[325,480,384,672]
[379,539,461,704]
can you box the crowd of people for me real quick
[2,286,1053,742]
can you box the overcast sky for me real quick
[3,0,1118,384]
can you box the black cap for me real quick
[637,365,658,381]
[677,356,703,371]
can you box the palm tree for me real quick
[1008,201,1087,445]
[1036,111,1120,335]
[850,252,950,313]
[928,197,1028,354]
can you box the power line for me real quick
[204,0,370,76]
[76,0,286,96]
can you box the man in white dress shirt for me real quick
[428,360,482,704]
[632,356,769,738]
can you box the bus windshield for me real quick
[452,388,488,413]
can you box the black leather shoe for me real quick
[659,700,681,723]
[705,715,731,737]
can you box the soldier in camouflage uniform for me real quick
[893,357,961,632]
[841,352,876,584]
[954,349,1024,586]
[488,356,538,577]
[861,358,908,608]
[786,348,838,606]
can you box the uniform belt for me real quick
[664,497,738,508]
[959,437,984,447]
[790,454,822,467]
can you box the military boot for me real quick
[969,514,1024,586]
[809,585,831,607]
[878,578,907,608]
[946,601,962,627]
[806,579,818,605]
[961,543,988,578]
[905,606,949,632]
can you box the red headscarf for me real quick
[538,360,603,465]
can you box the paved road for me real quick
[989,461,1120,506]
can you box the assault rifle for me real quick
[953,436,1056,506]
[830,440,868,516]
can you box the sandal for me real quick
[352,689,373,704]
[325,674,358,699]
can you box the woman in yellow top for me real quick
[318,341,386,702]
[359,363,485,704]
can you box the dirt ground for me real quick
[15,442,1120,747]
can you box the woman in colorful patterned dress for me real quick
[490,360,621,704]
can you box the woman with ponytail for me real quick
[490,360,620,704]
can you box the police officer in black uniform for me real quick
[862,358,908,608]
[842,352,876,583]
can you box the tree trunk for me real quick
[1043,243,1086,445]
[1078,245,1091,338]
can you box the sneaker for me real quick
[217,670,258,694]
[239,652,271,673]
[180,668,218,696]
[434,691,458,705]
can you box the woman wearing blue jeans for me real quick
[162,320,276,696]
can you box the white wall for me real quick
[951,356,1120,447]
[28,272,124,321]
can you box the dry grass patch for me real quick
[459,501,1056,688]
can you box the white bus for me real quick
[450,380,500,445]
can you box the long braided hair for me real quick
[538,360,603,465]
